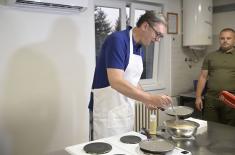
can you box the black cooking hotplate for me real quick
[83,142,112,154]
[120,135,142,144]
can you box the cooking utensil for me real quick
[140,128,151,139]
[139,138,175,154]
[83,142,112,154]
[165,106,193,117]
[139,128,175,154]
[120,135,142,144]
[164,119,199,138]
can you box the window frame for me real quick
[94,0,166,91]
[128,3,165,91]
[94,0,126,30]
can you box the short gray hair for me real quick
[136,11,167,27]
[220,28,235,34]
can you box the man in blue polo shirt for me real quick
[89,11,172,140]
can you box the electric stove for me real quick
[65,131,192,155]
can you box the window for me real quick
[94,0,166,91]
[95,6,121,62]
[94,0,126,62]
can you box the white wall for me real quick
[210,1,235,58]
[213,0,235,6]
[0,1,95,155]
[213,0,235,35]
[213,11,235,34]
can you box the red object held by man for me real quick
[219,91,235,109]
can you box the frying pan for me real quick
[165,106,193,117]
[139,138,175,154]
[139,128,175,154]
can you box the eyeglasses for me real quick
[148,23,164,38]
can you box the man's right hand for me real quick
[195,97,203,111]
[145,94,172,109]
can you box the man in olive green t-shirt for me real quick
[195,28,235,126]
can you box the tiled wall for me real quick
[170,34,219,97]
[171,35,204,96]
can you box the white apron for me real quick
[93,29,143,140]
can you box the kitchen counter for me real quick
[165,118,235,155]
[65,118,235,155]
[65,131,191,155]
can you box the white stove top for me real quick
[65,131,192,155]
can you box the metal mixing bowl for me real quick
[164,120,199,138]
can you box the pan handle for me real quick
[140,128,151,139]
[158,107,165,111]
